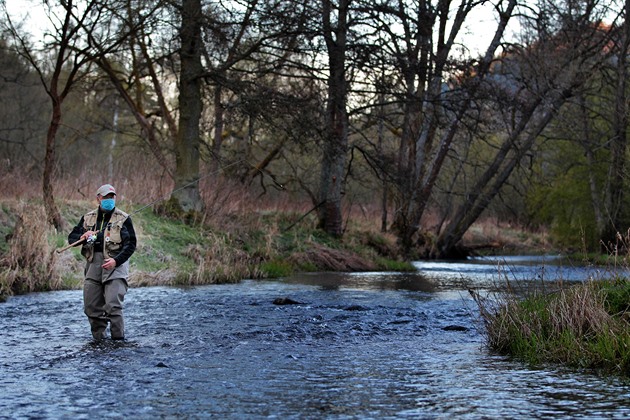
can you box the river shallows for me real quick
[1,258,629,418]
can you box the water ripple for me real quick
[1,269,630,418]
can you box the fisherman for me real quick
[68,184,137,340]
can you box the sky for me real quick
[4,0,51,40]
[4,0,511,57]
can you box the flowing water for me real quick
[2,256,630,419]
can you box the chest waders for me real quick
[80,208,130,340]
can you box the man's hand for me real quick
[102,258,117,270]
[81,230,97,241]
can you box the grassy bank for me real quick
[0,198,414,300]
[472,277,630,376]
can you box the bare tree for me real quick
[171,0,203,212]
[317,0,351,236]
[354,0,517,254]
[2,0,111,229]
[87,0,204,212]
[433,0,616,257]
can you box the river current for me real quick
[1,256,630,418]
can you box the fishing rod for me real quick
[56,237,87,254]
[56,159,247,254]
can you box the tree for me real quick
[91,0,310,212]
[2,0,168,226]
[0,37,48,175]
[523,7,630,251]
[353,0,517,255]
[2,0,110,230]
[172,0,203,212]
[318,0,351,236]
[436,0,617,257]
[90,0,175,182]
[88,0,205,213]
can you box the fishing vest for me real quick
[81,208,129,262]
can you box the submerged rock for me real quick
[442,325,469,332]
[273,297,303,305]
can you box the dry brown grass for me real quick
[462,217,552,253]
[179,232,265,284]
[0,163,549,256]
[289,242,377,271]
[0,158,177,205]
[0,201,77,295]
[546,285,612,338]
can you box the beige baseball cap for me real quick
[96,184,116,196]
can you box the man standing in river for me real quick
[68,184,137,340]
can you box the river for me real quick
[1,255,630,418]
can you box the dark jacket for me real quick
[68,207,137,267]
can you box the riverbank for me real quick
[0,198,417,299]
[0,193,559,298]
[0,197,560,300]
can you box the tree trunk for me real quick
[435,88,575,258]
[211,84,224,171]
[43,99,64,231]
[173,0,203,212]
[377,85,388,232]
[603,0,630,247]
[318,0,349,237]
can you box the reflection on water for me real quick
[414,254,628,287]
[1,257,630,418]
[285,271,438,293]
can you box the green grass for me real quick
[260,259,294,278]
[132,209,205,272]
[473,278,630,376]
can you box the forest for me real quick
[1,0,629,260]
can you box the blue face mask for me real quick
[100,198,116,211]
